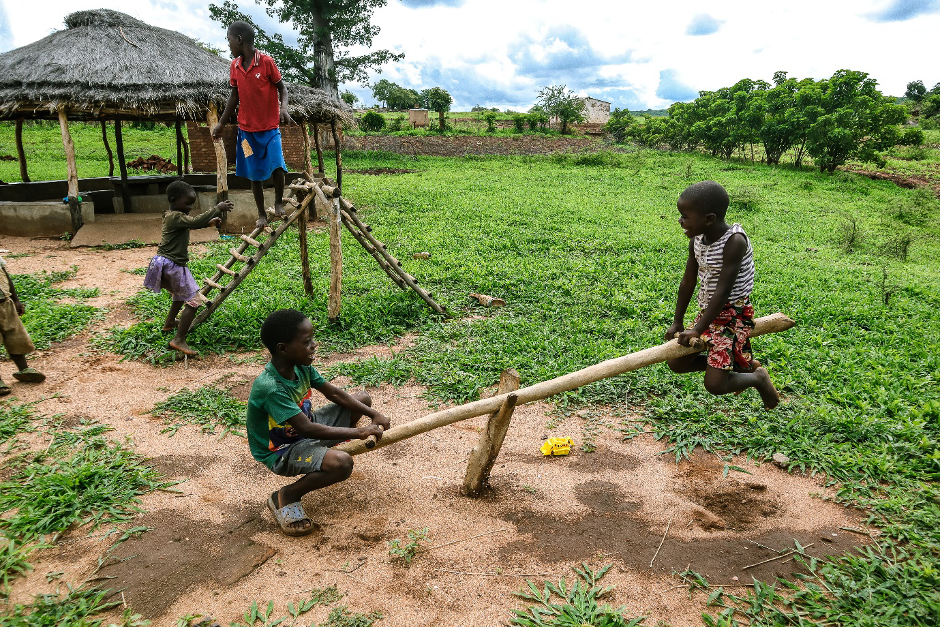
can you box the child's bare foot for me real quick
[734,360,762,394]
[256,215,269,229]
[754,367,780,409]
[168,339,197,356]
[273,202,286,218]
[161,320,178,332]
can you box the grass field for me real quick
[1,121,939,624]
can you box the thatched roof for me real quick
[0,9,351,124]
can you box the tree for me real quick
[386,87,420,111]
[209,0,404,99]
[420,87,452,131]
[804,69,907,172]
[341,90,358,107]
[536,85,587,135]
[604,108,635,143]
[371,79,398,108]
[905,80,927,103]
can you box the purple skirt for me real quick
[144,255,203,304]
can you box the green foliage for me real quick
[358,111,386,132]
[0,585,120,627]
[3,267,99,355]
[318,606,383,627]
[0,534,38,598]
[371,78,397,108]
[388,114,405,132]
[484,111,498,133]
[229,587,343,627]
[208,0,402,92]
[510,563,644,626]
[421,87,453,132]
[387,527,428,565]
[905,80,927,103]
[536,85,586,135]
[0,399,40,446]
[341,90,358,107]
[151,384,247,437]
[604,108,636,143]
[386,86,420,111]
[512,114,527,133]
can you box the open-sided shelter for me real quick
[0,8,350,234]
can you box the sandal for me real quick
[267,491,316,537]
[12,367,45,383]
[0,380,10,396]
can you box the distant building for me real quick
[582,97,611,124]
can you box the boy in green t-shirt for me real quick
[247,308,389,536]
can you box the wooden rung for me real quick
[204,278,223,290]
[229,248,250,263]
[216,264,236,276]
[240,234,262,247]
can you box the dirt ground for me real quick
[0,234,872,627]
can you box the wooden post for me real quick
[56,107,82,234]
[297,189,314,297]
[313,122,325,174]
[100,120,114,177]
[328,196,342,322]
[330,118,342,193]
[463,369,521,496]
[207,102,229,228]
[14,118,29,182]
[336,314,796,455]
[300,119,317,221]
[113,117,132,213]
[182,129,191,174]
[175,118,184,176]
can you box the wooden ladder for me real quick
[191,192,312,329]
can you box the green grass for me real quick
[0,585,122,627]
[151,384,247,437]
[2,266,100,357]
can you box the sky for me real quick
[1,0,938,111]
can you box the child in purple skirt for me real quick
[144,180,232,356]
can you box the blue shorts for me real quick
[235,128,288,182]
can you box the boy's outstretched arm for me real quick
[276,80,294,126]
[286,404,385,442]
[676,233,747,347]
[211,87,239,138]
[666,240,698,342]
[318,381,390,431]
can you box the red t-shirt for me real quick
[229,51,283,132]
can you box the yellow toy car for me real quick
[540,437,574,456]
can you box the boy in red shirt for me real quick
[212,21,294,228]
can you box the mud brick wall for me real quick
[341,134,601,157]
[186,122,315,173]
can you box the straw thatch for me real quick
[0,9,351,124]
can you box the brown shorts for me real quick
[0,299,35,355]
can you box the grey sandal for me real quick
[267,491,315,537]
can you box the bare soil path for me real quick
[0,235,870,626]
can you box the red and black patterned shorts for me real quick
[694,299,755,371]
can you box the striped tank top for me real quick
[693,223,754,310]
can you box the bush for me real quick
[484,112,498,133]
[528,111,549,132]
[900,127,925,146]
[512,114,527,133]
[359,111,386,133]
[605,108,636,143]
[389,115,405,132]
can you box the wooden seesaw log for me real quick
[334,313,794,456]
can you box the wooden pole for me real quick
[207,102,229,230]
[175,118,184,176]
[336,313,796,455]
[330,118,342,193]
[182,128,191,174]
[14,118,29,182]
[313,122,325,174]
[463,369,521,496]
[328,196,343,322]
[57,107,83,234]
[297,189,314,297]
[113,117,132,214]
[301,119,317,223]
[100,120,114,177]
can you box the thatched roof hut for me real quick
[0,8,350,123]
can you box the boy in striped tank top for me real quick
[665,181,779,409]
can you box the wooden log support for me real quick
[462,369,521,497]
[297,190,314,297]
[113,117,132,214]
[336,314,796,454]
[182,127,191,174]
[328,197,343,322]
[56,107,82,234]
[100,119,114,177]
[340,198,446,315]
[330,118,342,193]
[340,212,408,290]
[216,264,236,276]
[229,248,250,263]
[175,118,184,176]
[301,119,316,220]
[192,194,315,328]
[204,278,223,290]
[240,234,262,247]
[319,183,340,197]
[313,122,325,174]
[15,118,30,182]
[206,102,229,227]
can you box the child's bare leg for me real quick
[272,168,286,218]
[163,301,184,332]
[277,450,353,532]
[168,304,198,356]
[703,366,779,409]
[251,180,267,227]
[667,353,708,374]
[9,354,28,371]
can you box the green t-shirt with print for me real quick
[247,362,327,470]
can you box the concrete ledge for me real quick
[0,201,95,238]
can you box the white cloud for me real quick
[1,0,938,109]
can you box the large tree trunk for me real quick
[311,1,339,100]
